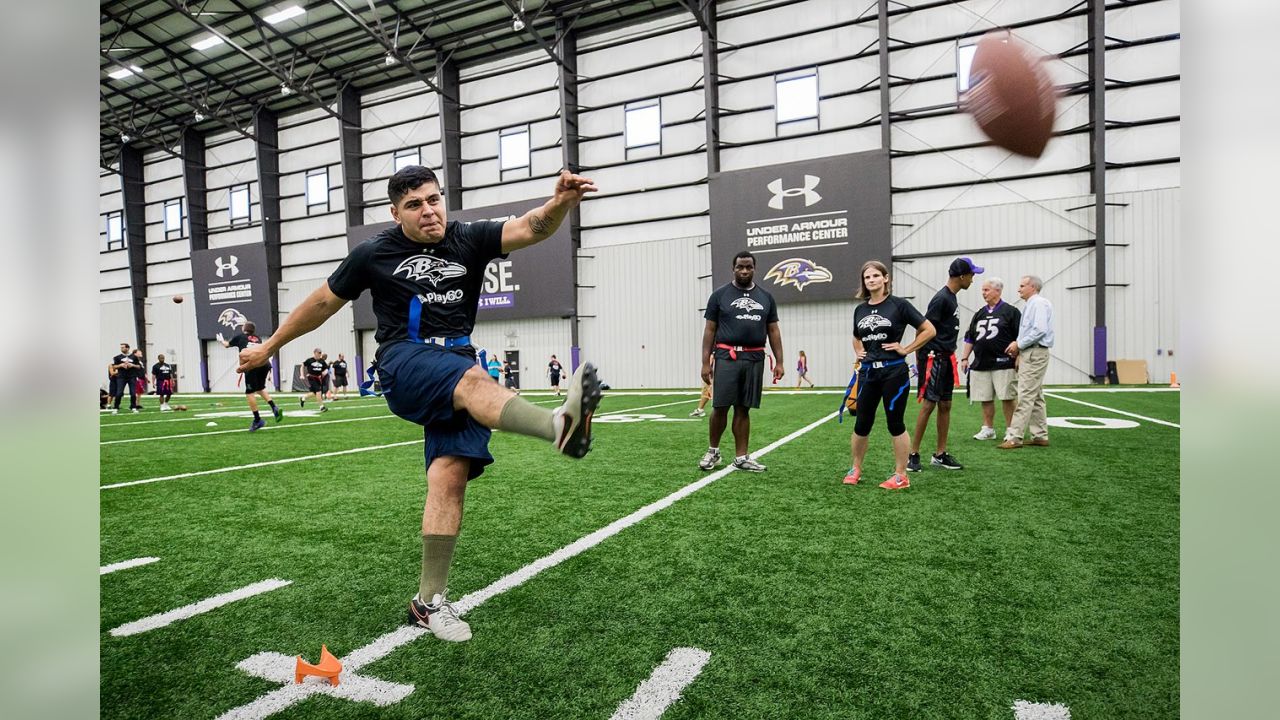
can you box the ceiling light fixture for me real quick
[191,35,225,51]
[120,132,131,143]
[511,13,525,32]
[194,110,205,122]
[384,53,398,66]
[263,4,305,25]
[280,82,293,95]
[108,65,142,80]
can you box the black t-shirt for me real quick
[331,360,348,377]
[303,358,329,377]
[152,363,173,381]
[964,301,1022,371]
[228,333,262,352]
[327,221,507,351]
[924,286,960,354]
[853,295,926,364]
[126,355,145,379]
[548,360,562,377]
[112,353,137,378]
[704,283,779,361]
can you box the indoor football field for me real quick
[100,387,1179,720]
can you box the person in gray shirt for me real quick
[999,275,1055,448]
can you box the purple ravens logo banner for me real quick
[764,258,833,291]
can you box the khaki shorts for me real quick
[970,368,1017,402]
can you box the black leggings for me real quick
[853,365,912,437]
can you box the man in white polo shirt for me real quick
[998,275,1055,449]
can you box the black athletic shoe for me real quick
[249,418,266,432]
[906,452,923,473]
[552,362,603,459]
[299,397,305,408]
[931,452,963,470]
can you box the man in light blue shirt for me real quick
[999,275,1054,448]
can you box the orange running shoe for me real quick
[843,467,861,485]
[879,473,910,490]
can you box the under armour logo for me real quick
[215,255,240,278]
[767,175,822,210]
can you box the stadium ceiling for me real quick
[101,0,691,169]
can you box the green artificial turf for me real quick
[100,389,1179,719]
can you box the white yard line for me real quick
[216,410,840,719]
[599,399,699,414]
[108,579,291,637]
[1048,387,1178,393]
[99,556,159,575]
[1013,700,1071,719]
[1044,392,1180,429]
[609,647,711,720]
[100,403,389,427]
[100,414,398,445]
[100,440,423,490]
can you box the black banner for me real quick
[190,244,275,339]
[709,150,892,304]
[346,200,575,329]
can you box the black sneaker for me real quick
[299,397,305,408]
[931,452,963,470]
[906,452,923,473]
[249,418,266,432]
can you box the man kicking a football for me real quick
[237,165,602,642]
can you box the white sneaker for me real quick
[408,592,472,642]
[698,448,721,471]
[131,408,140,414]
[973,426,996,440]
[689,408,706,417]
[111,408,118,415]
[733,455,767,472]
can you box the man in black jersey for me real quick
[698,251,784,472]
[331,353,350,399]
[908,257,982,472]
[219,321,284,432]
[152,353,175,412]
[235,165,602,643]
[299,348,329,412]
[959,277,1022,440]
[108,342,140,414]
[548,355,563,396]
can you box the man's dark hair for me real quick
[243,321,256,334]
[388,165,441,206]
[732,250,756,267]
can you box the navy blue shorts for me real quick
[377,341,493,480]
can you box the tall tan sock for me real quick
[497,396,556,441]
[420,534,458,601]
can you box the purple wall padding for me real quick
[1093,326,1108,378]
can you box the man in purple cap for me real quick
[907,257,982,473]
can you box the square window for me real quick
[229,184,251,223]
[164,199,183,236]
[499,127,530,171]
[305,168,329,209]
[776,72,819,124]
[105,211,125,250]
[394,148,420,172]
[625,101,661,149]
[956,42,978,95]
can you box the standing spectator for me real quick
[152,353,176,412]
[999,275,1055,449]
[107,342,136,414]
[299,348,330,412]
[697,250,784,472]
[795,350,815,388]
[959,277,1021,440]
[548,355,564,396]
[503,359,519,394]
[130,348,148,404]
[331,353,350,399]
[907,257,982,473]
[487,355,502,383]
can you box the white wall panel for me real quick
[275,277,357,387]
[101,300,136,365]
[144,295,199,390]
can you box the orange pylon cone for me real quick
[1170,372,1180,389]
[295,644,343,686]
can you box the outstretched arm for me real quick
[237,283,348,372]
[500,170,598,253]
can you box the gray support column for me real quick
[255,108,284,389]
[437,53,463,209]
[700,0,720,175]
[878,0,892,151]
[1089,0,1107,382]
[120,145,148,353]
[338,84,364,228]
[557,17,582,350]
[181,127,208,252]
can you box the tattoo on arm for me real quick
[528,212,553,236]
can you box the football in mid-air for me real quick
[963,31,1057,158]
[173,294,184,303]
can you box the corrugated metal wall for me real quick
[470,317,574,391]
